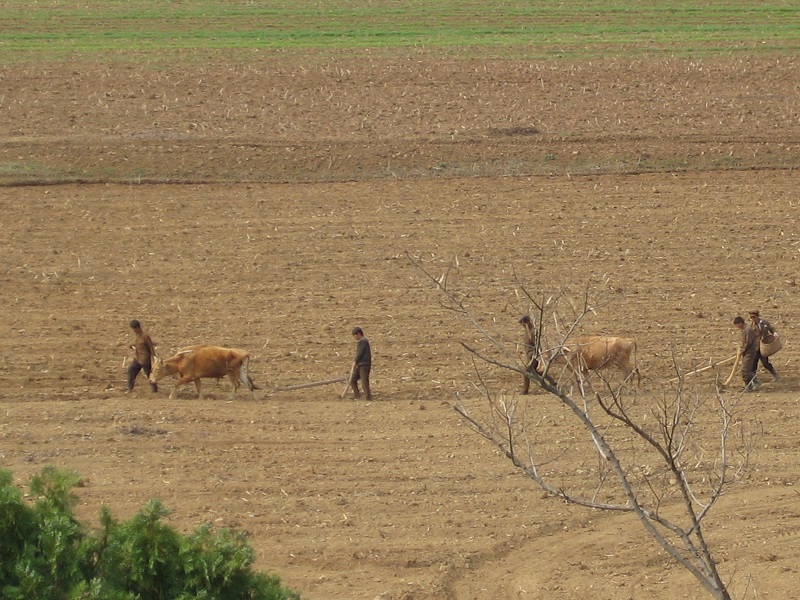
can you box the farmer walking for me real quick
[127,319,158,393]
[734,316,760,392]
[350,326,372,400]
[749,309,780,381]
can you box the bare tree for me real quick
[411,254,749,600]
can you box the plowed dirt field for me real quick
[2,53,799,600]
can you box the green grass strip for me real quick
[0,0,798,59]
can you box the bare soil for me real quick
[1,52,800,600]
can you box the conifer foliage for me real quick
[0,467,301,600]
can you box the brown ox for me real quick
[552,335,640,391]
[149,345,258,400]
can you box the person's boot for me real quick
[745,379,761,392]
[363,379,373,401]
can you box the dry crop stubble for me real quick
[2,161,800,599]
[2,24,800,595]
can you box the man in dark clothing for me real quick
[350,326,372,400]
[127,319,158,393]
[734,316,760,392]
[519,315,539,395]
[749,310,779,381]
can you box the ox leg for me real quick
[169,377,197,400]
[622,366,633,387]
[572,372,588,399]
[168,378,186,400]
[228,372,240,400]
[194,379,202,399]
[621,366,641,388]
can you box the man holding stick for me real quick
[734,316,760,392]
[349,326,372,400]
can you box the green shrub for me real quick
[0,468,301,600]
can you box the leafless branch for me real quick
[412,255,745,600]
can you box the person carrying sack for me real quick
[749,310,780,382]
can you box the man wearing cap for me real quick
[519,315,539,395]
[127,319,158,393]
[350,327,372,400]
[749,310,779,382]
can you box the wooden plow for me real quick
[340,364,356,399]
[667,354,739,385]
[275,376,347,392]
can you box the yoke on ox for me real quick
[149,345,259,400]
[550,335,640,397]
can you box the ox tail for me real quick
[238,357,259,391]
